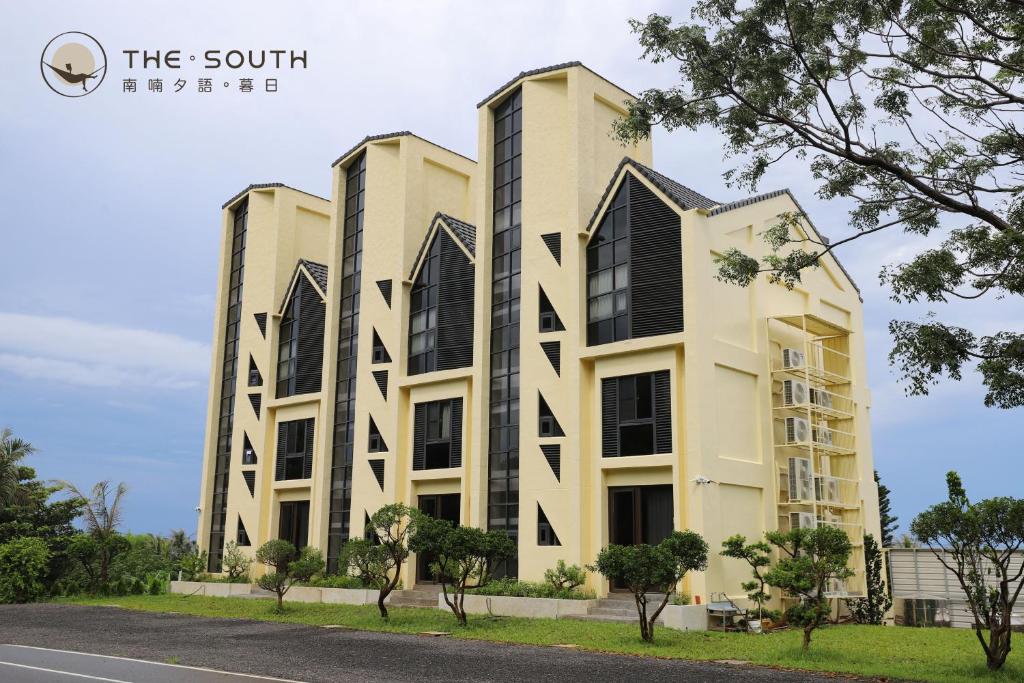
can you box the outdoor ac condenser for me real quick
[785,416,810,443]
[782,347,805,369]
[789,511,816,530]
[783,379,809,406]
[788,457,813,501]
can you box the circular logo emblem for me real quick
[40,31,107,97]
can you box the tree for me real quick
[254,541,323,612]
[591,531,709,642]
[409,520,515,626]
[615,2,1024,408]
[765,526,854,652]
[346,503,423,620]
[875,471,899,548]
[846,534,893,625]
[911,471,1024,671]
[721,534,773,623]
[0,427,36,507]
[0,537,50,603]
[222,542,251,583]
[60,481,128,585]
[0,465,81,591]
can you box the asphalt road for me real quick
[0,604,851,682]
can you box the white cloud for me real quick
[0,313,209,390]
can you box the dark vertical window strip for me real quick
[208,198,247,572]
[487,88,522,577]
[276,276,326,398]
[327,152,365,572]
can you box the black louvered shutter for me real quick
[450,398,463,468]
[601,378,619,457]
[540,444,560,482]
[628,176,683,337]
[654,370,672,453]
[295,279,325,394]
[377,279,393,307]
[275,422,288,481]
[413,403,426,470]
[541,232,561,265]
[436,232,475,370]
[540,341,560,376]
[303,418,315,479]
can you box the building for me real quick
[197,62,881,602]
[888,548,1024,628]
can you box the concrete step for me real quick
[589,606,637,617]
[567,613,666,624]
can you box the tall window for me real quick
[408,236,440,375]
[208,198,247,572]
[425,401,452,469]
[617,374,654,456]
[276,275,325,398]
[587,183,629,345]
[487,88,522,576]
[413,398,463,470]
[276,418,314,481]
[587,173,683,346]
[601,370,672,457]
[327,152,365,572]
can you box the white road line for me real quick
[0,660,132,682]
[0,645,308,682]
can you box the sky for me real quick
[1,1,1020,540]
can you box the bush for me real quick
[303,574,364,589]
[222,542,251,583]
[543,560,587,592]
[672,593,692,606]
[147,574,165,595]
[178,549,208,581]
[0,537,51,603]
[468,577,594,600]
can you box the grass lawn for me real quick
[62,594,1021,682]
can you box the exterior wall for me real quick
[197,64,878,606]
[199,187,330,566]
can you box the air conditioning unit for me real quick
[810,387,833,409]
[788,457,813,501]
[782,348,806,369]
[825,578,847,596]
[785,417,810,444]
[783,380,809,406]
[790,511,816,530]
[815,475,840,504]
[814,426,834,446]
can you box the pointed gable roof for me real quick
[278,259,328,314]
[408,213,476,280]
[586,157,720,233]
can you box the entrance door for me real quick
[608,485,673,589]
[279,501,310,551]
[417,493,460,582]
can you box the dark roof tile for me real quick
[477,61,634,109]
[221,182,328,210]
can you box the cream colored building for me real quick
[197,62,881,602]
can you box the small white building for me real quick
[888,548,1024,628]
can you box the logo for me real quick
[40,32,107,97]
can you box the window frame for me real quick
[281,420,309,481]
[586,183,631,345]
[408,235,441,375]
[424,400,453,469]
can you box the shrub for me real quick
[178,549,208,581]
[222,542,251,583]
[467,577,594,600]
[672,593,692,606]
[147,574,165,595]
[543,560,587,592]
[303,574,364,589]
[0,537,51,603]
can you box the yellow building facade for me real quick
[197,62,881,602]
